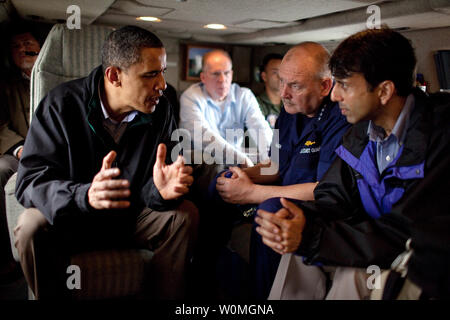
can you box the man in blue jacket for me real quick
[257,27,450,299]
[14,26,198,299]
[211,42,350,299]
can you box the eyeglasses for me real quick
[207,70,232,79]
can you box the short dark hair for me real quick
[259,53,283,74]
[329,27,416,96]
[101,25,164,73]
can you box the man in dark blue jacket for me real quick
[212,42,350,299]
[14,26,198,299]
[257,27,450,299]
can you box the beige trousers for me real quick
[269,253,374,300]
[370,270,423,300]
[14,200,198,299]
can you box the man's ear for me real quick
[105,66,121,87]
[320,77,333,97]
[200,71,206,84]
[260,71,267,83]
[377,80,395,105]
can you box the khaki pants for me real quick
[268,253,327,300]
[14,200,198,299]
[325,266,373,300]
[370,270,423,300]
[269,253,374,300]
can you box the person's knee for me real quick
[258,197,283,214]
[0,155,18,187]
[173,200,199,234]
[251,198,282,248]
[13,208,48,255]
[257,197,302,215]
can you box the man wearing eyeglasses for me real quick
[180,50,272,167]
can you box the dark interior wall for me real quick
[176,40,292,97]
[402,27,450,93]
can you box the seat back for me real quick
[30,23,113,119]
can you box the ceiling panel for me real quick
[224,10,450,45]
[95,0,387,42]
[233,20,298,29]
[95,12,256,36]
[135,0,382,22]
[110,1,174,17]
[12,0,114,24]
[11,0,450,45]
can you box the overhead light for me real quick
[137,16,161,22]
[203,23,227,30]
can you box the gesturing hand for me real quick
[153,143,193,200]
[255,198,306,254]
[88,151,131,210]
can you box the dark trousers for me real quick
[249,197,303,300]
[187,162,244,299]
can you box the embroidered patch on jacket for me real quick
[305,140,316,146]
[300,146,321,154]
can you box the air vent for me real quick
[27,15,42,20]
[263,42,287,46]
[347,0,385,3]
[235,19,296,29]
[392,27,411,32]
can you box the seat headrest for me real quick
[36,24,113,78]
[30,24,113,117]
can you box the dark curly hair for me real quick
[329,27,416,96]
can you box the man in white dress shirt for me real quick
[180,50,272,167]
